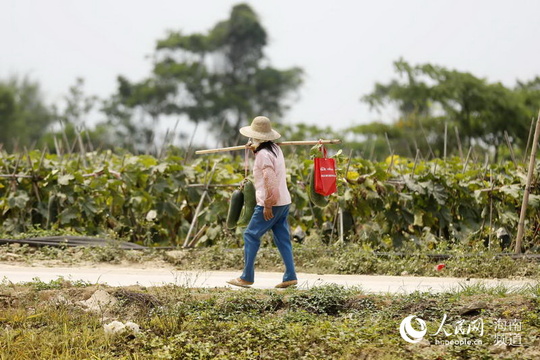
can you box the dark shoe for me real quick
[227,277,253,288]
[275,280,298,288]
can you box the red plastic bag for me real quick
[314,146,337,196]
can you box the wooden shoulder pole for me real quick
[195,139,342,155]
[195,145,249,154]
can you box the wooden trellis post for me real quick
[515,110,540,254]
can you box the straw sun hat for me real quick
[239,116,281,141]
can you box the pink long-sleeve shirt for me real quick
[252,146,291,207]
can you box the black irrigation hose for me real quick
[0,236,147,250]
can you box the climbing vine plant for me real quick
[0,149,538,249]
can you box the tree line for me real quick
[1,3,539,161]
[353,59,540,161]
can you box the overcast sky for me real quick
[2,0,540,143]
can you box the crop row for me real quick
[0,150,538,249]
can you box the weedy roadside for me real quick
[1,280,540,359]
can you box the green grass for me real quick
[1,233,540,358]
[1,280,540,359]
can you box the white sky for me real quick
[2,0,540,143]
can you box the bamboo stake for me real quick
[76,130,87,168]
[523,117,535,164]
[183,162,218,248]
[195,139,341,155]
[515,111,540,254]
[25,149,41,203]
[0,174,33,178]
[443,121,448,161]
[84,126,95,152]
[412,149,420,179]
[335,150,354,244]
[454,126,464,160]
[488,168,494,249]
[504,130,517,167]
[187,224,209,248]
[54,136,62,156]
[187,183,239,188]
[384,133,395,172]
[368,138,375,161]
[418,120,435,159]
[183,121,199,165]
[338,207,344,244]
[462,146,473,173]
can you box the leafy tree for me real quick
[362,60,432,118]
[55,78,98,127]
[40,78,121,154]
[112,3,303,147]
[346,122,409,160]
[515,77,540,120]
[99,93,143,153]
[0,77,54,151]
[99,76,177,153]
[425,64,528,154]
[358,59,533,161]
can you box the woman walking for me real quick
[227,116,298,289]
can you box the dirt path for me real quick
[0,263,536,292]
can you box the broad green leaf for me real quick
[59,207,78,224]
[58,174,75,185]
[404,175,424,194]
[139,155,158,168]
[343,188,354,201]
[8,191,30,209]
[430,183,448,205]
[82,200,99,215]
[529,194,540,208]
[499,184,521,199]
[152,163,168,174]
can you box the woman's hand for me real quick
[263,206,274,221]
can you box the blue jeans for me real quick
[240,205,297,283]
